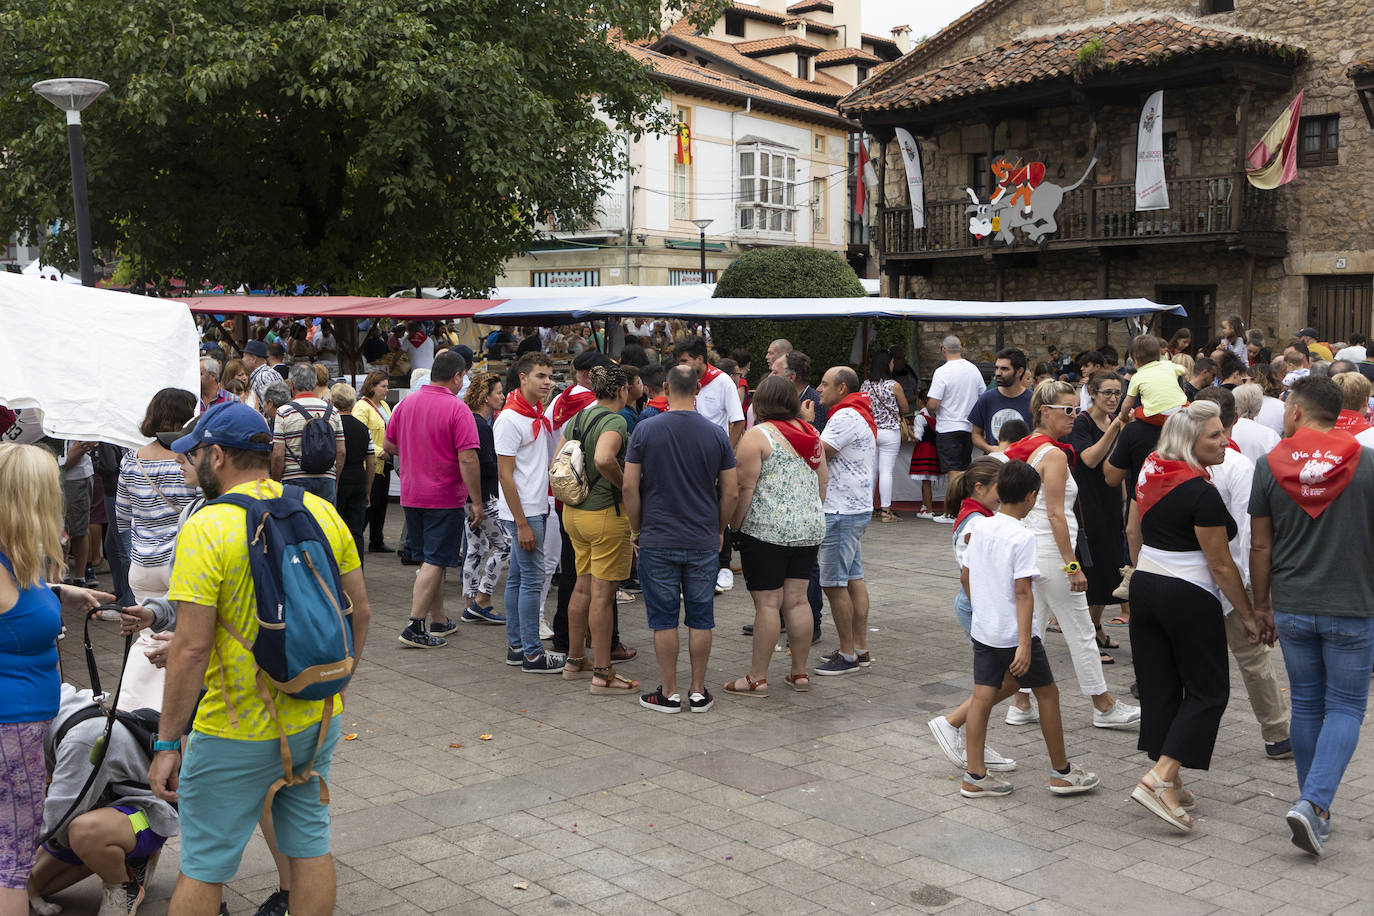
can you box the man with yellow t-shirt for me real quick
[148,402,371,916]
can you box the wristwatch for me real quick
[152,739,181,753]
[1062,561,1082,574]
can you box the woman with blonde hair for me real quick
[1002,380,1140,729]
[0,444,108,916]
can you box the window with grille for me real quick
[737,144,796,234]
[668,268,718,285]
[812,177,826,234]
[1298,115,1339,168]
[532,269,600,288]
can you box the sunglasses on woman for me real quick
[1047,405,1083,417]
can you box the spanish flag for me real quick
[1245,90,1303,190]
[676,124,691,165]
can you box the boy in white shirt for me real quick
[960,460,1100,799]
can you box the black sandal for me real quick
[1095,627,1119,650]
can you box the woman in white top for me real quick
[860,353,909,522]
[1002,381,1139,729]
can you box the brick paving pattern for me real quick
[52,509,1374,914]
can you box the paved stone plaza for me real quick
[55,509,1374,915]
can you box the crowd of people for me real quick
[4,313,1374,915]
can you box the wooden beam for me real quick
[1097,257,1110,348]
[1241,254,1256,329]
[1232,86,1252,233]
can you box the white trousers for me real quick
[1031,532,1107,697]
[539,503,561,615]
[119,562,171,713]
[875,427,902,509]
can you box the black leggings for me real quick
[365,469,390,548]
[1129,571,1230,770]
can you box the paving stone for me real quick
[1009,859,1215,916]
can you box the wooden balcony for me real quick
[879,174,1286,261]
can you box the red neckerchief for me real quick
[698,364,723,390]
[1136,452,1209,519]
[552,387,596,429]
[504,389,551,440]
[770,419,822,470]
[1004,433,1075,467]
[1265,427,1363,519]
[831,392,877,436]
[1226,438,1241,453]
[407,329,428,349]
[1334,410,1371,436]
[954,497,995,531]
[645,395,668,412]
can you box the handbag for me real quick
[899,416,914,443]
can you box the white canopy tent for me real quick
[0,272,200,449]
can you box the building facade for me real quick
[840,0,1373,368]
[498,1,904,288]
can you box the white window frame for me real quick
[736,142,797,238]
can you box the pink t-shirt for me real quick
[385,384,480,508]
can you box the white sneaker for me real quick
[1092,700,1142,729]
[1049,763,1101,795]
[914,509,935,521]
[930,513,956,524]
[985,746,1017,773]
[539,616,554,641]
[928,716,1017,772]
[716,568,734,592]
[1005,704,1039,726]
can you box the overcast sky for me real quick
[861,0,982,39]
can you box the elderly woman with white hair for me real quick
[1230,384,1281,464]
[1127,400,1265,832]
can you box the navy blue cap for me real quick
[243,340,268,358]
[453,345,474,364]
[171,402,271,453]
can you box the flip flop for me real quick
[1095,629,1120,650]
[1107,616,1130,626]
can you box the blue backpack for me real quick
[212,485,355,701]
[211,485,355,807]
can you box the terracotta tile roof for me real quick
[735,35,825,56]
[859,0,1021,97]
[815,47,882,66]
[653,31,851,97]
[841,17,1304,114]
[861,32,899,50]
[797,18,837,35]
[787,0,832,13]
[622,43,857,127]
[1351,59,1374,78]
[722,1,786,24]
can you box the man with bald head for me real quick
[765,338,793,366]
[925,335,986,507]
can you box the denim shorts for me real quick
[638,547,717,630]
[818,512,870,587]
[403,506,463,567]
[178,716,341,884]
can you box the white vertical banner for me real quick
[894,127,925,229]
[1135,90,1169,211]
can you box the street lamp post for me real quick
[690,217,713,285]
[32,78,109,287]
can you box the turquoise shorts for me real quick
[178,715,340,884]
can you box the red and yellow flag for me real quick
[675,124,692,165]
[1245,90,1303,190]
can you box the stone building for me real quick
[498,2,905,288]
[839,0,1373,369]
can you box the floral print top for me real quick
[740,423,825,547]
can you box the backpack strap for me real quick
[574,407,620,489]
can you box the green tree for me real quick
[711,246,876,385]
[0,0,722,293]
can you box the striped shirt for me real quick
[250,363,281,403]
[273,397,344,480]
[115,455,200,568]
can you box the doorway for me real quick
[1154,285,1216,347]
[1308,275,1373,344]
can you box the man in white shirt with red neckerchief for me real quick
[674,335,745,592]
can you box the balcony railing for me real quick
[879,174,1282,255]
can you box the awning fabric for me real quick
[0,272,200,449]
[177,295,496,319]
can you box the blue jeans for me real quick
[287,476,336,504]
[639,547,717,631]
[1274,612,1374,811]
[503,515,547,659]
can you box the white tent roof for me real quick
[0,272,200,448]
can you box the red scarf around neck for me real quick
[1136,452,1209,518]
[831,392,877,436]
[1226,438,1241,453]
[954,497,995,532]
[551,387,596,429]
[770,419,822,470]
[504,389,551,439]
[1265,426,1363,519]
[645,395,668,412]
[1003,433,1075,467]
[1334,410,1371,436]
[698,364,723,390]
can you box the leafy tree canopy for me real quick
[0,0,722,293]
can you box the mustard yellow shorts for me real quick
[562,504,632,582]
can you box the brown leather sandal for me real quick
[724,674,768,697]
[589,666,639,694]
